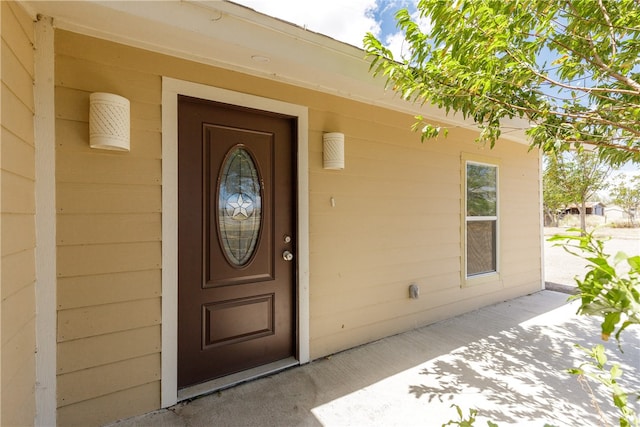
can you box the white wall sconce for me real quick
[89,92,130,151]
[323,132,344,170]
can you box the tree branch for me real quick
[505,39,639,96]
[596,0,617,57]
[477,92,640,138]
[405,68,640,137]
[563,2,640,93]
[569,139,640,155]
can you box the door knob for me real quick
[282,250,294,262]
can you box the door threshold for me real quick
[177,357,299,402]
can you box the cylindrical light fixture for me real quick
[323,132,344,170]
[89,92,130,151]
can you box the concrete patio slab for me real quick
[111,291,640,427]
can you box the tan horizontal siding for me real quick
[56,54,160,104]
[2,81,34,141]
[310,257,461,299]
[2,170,35,213]
[308,122,541,359]
[54,37,163,419]
[310,279,538,359]
[1,279,35,343]
[310,120,419,152]
[2,330,36,427]
[56,85,161,126]
[0,7,36,426]
[57,269,161,310]
[56,118,162,159]
[54,30,199,79]
[57,298,161,342]
[57,152,161,185]
[502,194,540,210]
[57,213,161,245]
[7,1,34,43]
[341,155,461,184]
[502,217,541,235]
[2,2,34,73]
[312,281,503,340]
[57,182,161,214]
[56,381,159,427]
[501,269,542,289]
[2,39,34,109]
[1,6,36,425]
[57,242,161,277]
[502,246,543,269]
[310,210,460,236]
[311,281,505,349]
[2,317,36,386]
[57,353,160,407]
[310,197,460,225]
[499,225,541,243]
[57,325,161,374]
[310,174,461,200]
[313,278,455,320]
[2,128,35,177]
[1,248,35,298]
[313,221,459,246]
[307,113,470,350]
[502,175,540,191]
[310,241,461,283]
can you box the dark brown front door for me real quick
[178,95,296,388]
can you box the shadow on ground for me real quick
[406,310,639,426]
[113,291,639,427]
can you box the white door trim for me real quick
[161,77,310,408]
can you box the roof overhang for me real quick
[23,0,529,144]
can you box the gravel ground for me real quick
[544,226,640,288]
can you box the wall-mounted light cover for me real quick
[323,132,344,170]
[89,92,130,151]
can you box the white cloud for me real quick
[383,8,431,60]
[233,0,381,47]
[411,8,432,33]
[385,31,407,60]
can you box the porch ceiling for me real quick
[24,0,529,144]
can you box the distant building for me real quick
[605,205,636,224]
[560,202,606,216]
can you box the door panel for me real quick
[178,95,296,388]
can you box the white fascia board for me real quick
[24,0,529,144]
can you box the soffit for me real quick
[24,0,529,144]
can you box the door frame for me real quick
[161,77,310,408]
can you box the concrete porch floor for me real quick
[112,291,640,427]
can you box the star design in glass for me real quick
[227,193,253,220]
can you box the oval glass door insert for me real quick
[218,146,262,266]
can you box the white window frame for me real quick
[462,154,501,287]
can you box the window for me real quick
[465,160,498,278]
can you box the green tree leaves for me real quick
[543,151,611,231]
[548,229,640,343]
[364,0,640,165]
